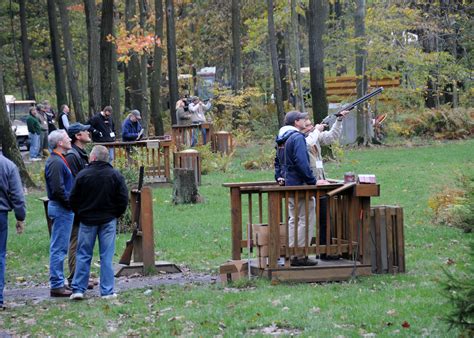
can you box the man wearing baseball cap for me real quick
[122,110,143,141]
[274,111,317,266]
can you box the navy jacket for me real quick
[87,112,115,142]
[121,118,142,141]
[274,127,316,186]
[0,155,26,221]
[45,152,74,209]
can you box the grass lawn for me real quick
[1,138,472,336]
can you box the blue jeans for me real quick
[29,133,41,158]
[0,212,8,305]
[72,219,116,296]
[48,201,74,289]
[191,125,207,146]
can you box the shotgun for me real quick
[321,87,384,124]
[119,166,145,265]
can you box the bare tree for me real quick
[150,0,164,135]
[0,67,35,188]
[231,0,241,92]
[355,0,369,145]
[267,0,285,126]
[138,0,149,134]
[307,0,328,123]
[166,0,179,125]
[83,0,101,117]
[124,0,138,111]
[57,0,85,122]
[18,0,35,100]
[47,0,68,110]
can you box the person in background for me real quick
[44,130,74,297]
[36,104,50,157]
[121,110,143,141]
[65,123,94,290]
[69,145,128,300]
[58,104,71,130]
[188,96,211,145]
[274,111,317,267]
[87,106,116,143]
[26,106,42,161]
[42,100,57,134]
[0,154,26,310]
[175,98,191,126]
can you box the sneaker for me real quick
[70,292,84,300]
[101,293,117,299]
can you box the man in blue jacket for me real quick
[275,111,317,266]
[122,110,143,141]
[0,154,26,309]
[45,129,74,297]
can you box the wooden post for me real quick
[173,149,201,186]
[140,187,156,274]
[172,168,199,204]
[231,187,242,260]
[212,131,233,154]
[268,191,281,268]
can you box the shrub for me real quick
[428,174,474,233]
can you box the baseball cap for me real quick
[284,111,308,126]
[131,109,141,119]
[68,122,91,138]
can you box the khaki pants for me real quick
[288,196,316,248]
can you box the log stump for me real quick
[173,168,200,204]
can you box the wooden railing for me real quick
[222,181,380,269]
[172,123,213,151]
[96,138,171,183]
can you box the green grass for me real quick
[1,139,473,336]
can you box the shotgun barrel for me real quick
[322,87,384,124]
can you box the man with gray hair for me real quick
[69,145,128,300]
[44,129,74,297]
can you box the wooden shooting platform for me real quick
[115,186,181,277]
[222,181,405,283]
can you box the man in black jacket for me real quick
[69,145,128,300]
[87,106,116,143]
[65,123,91,288]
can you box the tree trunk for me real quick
[291,0,305,112]
[231,0,241,93]
[19,0,35,100]
[0,67,35,188]
[83,0,101,117]
[150,0,164,136]
[267,0,285,127]
[124,0,137,111]
[9,0,25,98]
[138,0,149,135]
[277,31,288,102]
[57,0,85,122]
[100,0,121,132]
[172,169,200,204]
[354,0,369,145]
[166,0,179,125]
[100,0,114,109]
[47,0,68,111]
[307,0,328,123]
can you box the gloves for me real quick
[16,220,25,234]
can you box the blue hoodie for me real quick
[274,126,316,186]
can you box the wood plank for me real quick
[267,265,372,283]
[375,208,382,273]
[396,207,406,272]
[362,198,371,265]
[140,187,156,274]
[386,207,394,273]
[230,187,243,260]
[268,191,281,268]
[355,184,380,197]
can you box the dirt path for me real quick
[3,268,218,307]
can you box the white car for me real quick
[5,95,36,150]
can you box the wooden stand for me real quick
[115,186,181,276]
[212,131,233,155]
[173,149,201,186]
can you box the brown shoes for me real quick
[50,287,73,297]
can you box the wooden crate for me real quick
[370,206,405,273]
[219,260,248,284]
